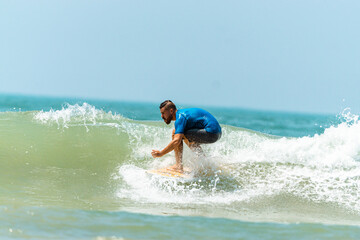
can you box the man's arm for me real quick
[151,133,184,158]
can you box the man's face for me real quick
[160,107,173,125]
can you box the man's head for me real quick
[159,100,177,124]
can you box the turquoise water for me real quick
[1,94,360,239]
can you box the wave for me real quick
[1,103,360,224]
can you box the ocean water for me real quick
[1,94,360,239]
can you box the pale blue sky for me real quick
[1,0,359,114]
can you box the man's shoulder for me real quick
[176,108,192,115]
[175,109,187,121]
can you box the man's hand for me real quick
[151,150,163,158]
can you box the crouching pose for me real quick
[151,100,222,172]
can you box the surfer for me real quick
[151,100,222,172]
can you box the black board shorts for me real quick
[184,129,221,144]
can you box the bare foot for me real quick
[167,164,183,173]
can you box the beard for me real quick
[163,116,172,124]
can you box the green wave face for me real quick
[0,104,169,210]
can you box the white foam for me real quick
[117,110,360,214]
[33,103,126,131]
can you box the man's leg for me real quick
[183,128,221,156]
[183,137,205,156]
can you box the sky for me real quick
[1,0,359,114]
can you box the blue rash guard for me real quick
[174,108,221,135]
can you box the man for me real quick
[151,100,222,172]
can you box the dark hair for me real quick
[159,100,176,110]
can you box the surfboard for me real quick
[146,167,192,180]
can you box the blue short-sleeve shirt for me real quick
[174,108,221,134]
